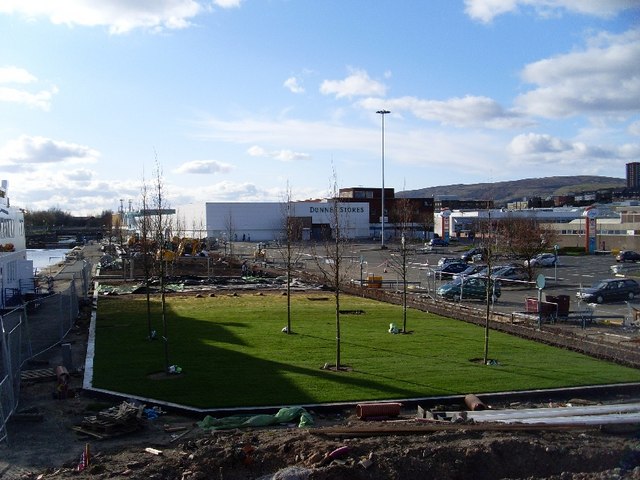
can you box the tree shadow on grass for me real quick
[93,305,444,409]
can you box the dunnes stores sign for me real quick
[309,206,365,214]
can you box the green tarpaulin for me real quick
[197,406,313,430]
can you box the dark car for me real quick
[428,238,449,247]
[491,265,529,282]
[576,278,640,304]
[434,261,468,278]
[460,247,487,263]
[437,276,501,302]
[452,263,487,280]
[616,250,640,263]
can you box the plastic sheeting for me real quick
[197,406,313,430]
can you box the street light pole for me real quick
[376,109,390,249]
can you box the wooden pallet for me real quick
[72,422,141,439]
[73,402,145,439]
[20,368,56,382]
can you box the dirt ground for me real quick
[2,248,640,479]
[2,373,640,480]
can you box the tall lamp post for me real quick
[376,109,390,249]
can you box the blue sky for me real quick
[1,0,638,215]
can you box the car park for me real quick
[615,250,640,263]
[576,278,640,304]
[437,276,501,302]
[524,253,559,268]
[610,263,640,275]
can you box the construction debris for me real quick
[72,401,145,439]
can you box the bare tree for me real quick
[498,216,558,280]
[312,171,353,370]
[476,208,500,364]
[139,172,154,340]
[386,196,416,333]
[275,183,305,334]
[151,159,171,374]
[224,210,235,258]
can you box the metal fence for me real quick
[0,261,91,445]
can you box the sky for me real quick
[1,0,639,216]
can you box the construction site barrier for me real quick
[0,260,90,445]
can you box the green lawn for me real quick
[93,292,640,409]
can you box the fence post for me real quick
[22,303,33,360]
[70,278,77,329]
[0,314,16,445]
[59,289,64,340]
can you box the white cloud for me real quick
[360,95,531,129]
[629,120,640,136]
[0,66,58,110]
[0,66,37,84]
[195,115,510,181]
[190,180,265,202]
[464,0,637,23]
[0,86,58,110]
[283,76,305,94]
[64,168,94,182]
[247,145,310,162]
[0,0,208,34]
[515,28,640,118]
[508,132,639,164]
[213,0,243,8]
[320,69,387,99]
[0,135,99,167]
[6,169,140,215]
[174,159,232,174]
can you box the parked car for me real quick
[434,261,468,278]
[524,253,559,268]
[576,278,640,304]
[460,247,487,263]
[616,250,640,263]
[437,276,501,302]
[469,265,503,278]
[452,264,487,280]
[491,265,529,282]
[428,238,449,247]
[437,257,458,267]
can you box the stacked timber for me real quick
[73,402,145,439]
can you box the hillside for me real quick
[398,175,625,205]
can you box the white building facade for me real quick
[174,200,370,243]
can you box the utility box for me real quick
[546,294,570,318]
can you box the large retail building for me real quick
[174,200,370,242]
